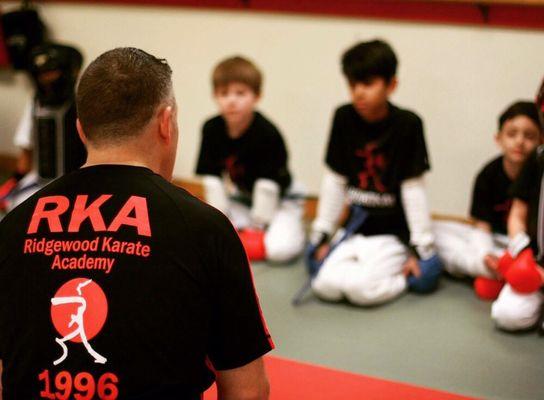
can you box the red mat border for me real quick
[204,355,479,400]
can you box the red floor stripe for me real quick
[204,355,478,400]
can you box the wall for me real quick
[0,2,543,214]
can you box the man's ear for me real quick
[76,119,87,146]
[158,105,174,144]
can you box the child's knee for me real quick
[312,274,343,302]
[491,300,540,331]
[344,275,406,306]
[264,230,304,263]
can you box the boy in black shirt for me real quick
[434,102,541,302]
[196,56,305,263]
[308,40,440,306]
[0,48,272,399]
[491,84,544,331]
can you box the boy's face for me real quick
[496,115,542,164]
[214,82,259,126]
[348,76,397,121]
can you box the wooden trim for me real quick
[40,0,544,30]
[0,154,16,174]
[171,177,471,222]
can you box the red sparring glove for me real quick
[497,251,515,279]
[0,174,22,211]
[474,277,505,301]
[504,249,543,294]
[238,228,266,261]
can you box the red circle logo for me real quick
[50,278,108,343]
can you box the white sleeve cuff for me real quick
[251,179,280,226]
[202,175,229,214]
[400,175,435,258]
[312,168,347,236]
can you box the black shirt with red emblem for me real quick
[470,156,513,235]
[510,147,544,254]
[325,103,430,243]
[0,165,273,399]
[195,112,292,196]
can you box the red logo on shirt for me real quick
[50,278,108,365]
[225,155,245,182]
[355,143,387,192]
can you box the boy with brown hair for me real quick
[196,56,305,263]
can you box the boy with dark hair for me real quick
[491,84,544,331]
[196,56,305,263]
[434,101,542,306]
[308,40,441,306]
[0,48,272,399]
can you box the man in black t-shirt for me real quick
[491,82,544,332]
[0,48,272,399]
[196,56,305,263]
[433,102,541,301]
[308,40,441,306]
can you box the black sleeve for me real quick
[511,152,538,202]
[470,170,493,223]
[195,122,222,177]
[207,220,273,370]
[258,132,291,191]
[325,109,349,176]
[398,116,430,181]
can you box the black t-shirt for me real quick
[195,112,292,196]
[0,165,273,400]
[325,103,430,243]
[470,156,512,235]
[510,147,544,253]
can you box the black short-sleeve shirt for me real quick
[195,112,292,196]
[325,103,430,242]
[0,165,273,400]
[470,156,512,235]
[510,147,544,251]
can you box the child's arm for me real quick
[250,179,280,228]
[311,168,348,246]
[400,175,434,259]
[202,175,229,214]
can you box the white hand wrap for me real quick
[400,176,435,259]
[251,179,280,227]
[202,175,229,214]
[312,168,347,237]
[508,232,531,257]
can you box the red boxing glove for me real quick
[497,251,515,278]
[504,249,543,294]
[474,277,504,301]
[238,228,266,261]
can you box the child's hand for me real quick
[403,255,421,277]
[315,244,331,262]
[484,254,499,274]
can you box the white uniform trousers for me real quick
[312,234,409,306]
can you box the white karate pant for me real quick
[312,234,409,306]
[491,285,544,331]
[229,194,305,264]
[433,220,507,278]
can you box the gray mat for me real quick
[251,260,544,400]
